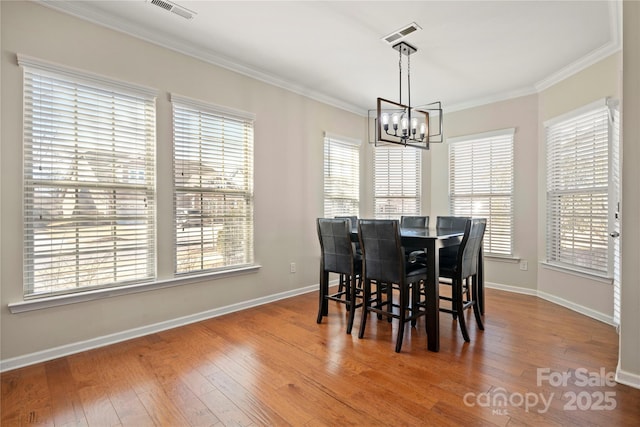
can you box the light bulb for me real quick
[381,113,389,131]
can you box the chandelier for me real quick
[375,41,443,150]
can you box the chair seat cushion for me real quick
[406,264,428,279]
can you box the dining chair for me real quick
[316,218,362,334]
[335,216,359,293]
[436,216,471,266]
[438,218,486,342]
[357,219,428,352]
[400,216,429,264]
[436,216,470,231]
[400,215,429,228]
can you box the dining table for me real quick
[352,226,483,352]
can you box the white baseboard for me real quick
[615,366,640,389]
[536,290,615,326]
[485,281,538,296]
[0,284,318,373]
[485,281,615,326]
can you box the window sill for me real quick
[8,265,261,314]
[541,262,612,284]
[485,255,520,263]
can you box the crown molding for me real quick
[445,86,538,113]
[534,41,621,92]
[38,0,367,117]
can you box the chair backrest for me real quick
[317,218,355,275]
[457,218,487,278]
[358,219,404,284]
[436,216,470,232]
[335,216,357,230]
[400,215,429,228]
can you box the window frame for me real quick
[544,99,613,277]
[19,55,158,299]
[323,133,361,218]
[171,94,256,276]
[448,128,515,257]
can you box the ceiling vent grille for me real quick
[381,22,422,44]
[148,0,196,20]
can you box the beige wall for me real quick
[430,94,539,292]
[0,1,365,362]
[619,0,640,387]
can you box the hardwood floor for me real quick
[2,287,639,426]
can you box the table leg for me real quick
[426,239,441,352]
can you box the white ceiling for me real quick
[42,0,621,114]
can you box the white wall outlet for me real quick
[290,262,296,273]
[520,260,528,271]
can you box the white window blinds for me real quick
[172,95,254,274]
[545,103,609,274]
[374,145,421,219]
[449,129,514,256]
[323,134,360,217]
[20,56,157,298]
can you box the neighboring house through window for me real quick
[20,56,157,297]
[172,95,255,274]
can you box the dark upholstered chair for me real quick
[317,218,362,334]
[400,216,429,264]
[334,216,359,293]
[357,219,428,352]
[438,218,486,342]
[400,215,429,229]
[436,216,470,231]
[436,216,471,267]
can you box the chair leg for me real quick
[454,278,470,342]
[472,276,485,331]
[395,284,408,353]
[387,282,393,322]
[358,279,371,339]
[411,281,419,327]
[338,273,345,293]
[317,270,329,323]
[345,274,351,312]
[375,281,383,320]
[346,274,357,334]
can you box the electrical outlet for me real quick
[290,262,296,273]
[520,260,528,271]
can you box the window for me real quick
[323,133,360,217]
[172,95,254,274]
[20,56,157,298]
[545,101,613,275]
[449,129,514,256]
[374,145,421,219]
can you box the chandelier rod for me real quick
[398,46,402,105]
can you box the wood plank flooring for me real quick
[2,288,639,426]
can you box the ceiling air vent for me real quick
[148,0,196,20]
[381,22,422,44]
